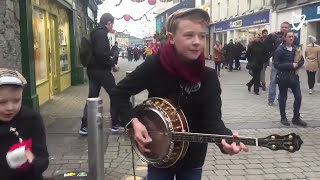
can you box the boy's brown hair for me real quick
[166,8,210,34]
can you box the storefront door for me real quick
[47,14,60,96]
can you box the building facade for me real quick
[155,0,196,33]
[0,0,100,111]
[115,32,130,50]
[210,0,273,50]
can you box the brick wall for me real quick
[0,0,22,72]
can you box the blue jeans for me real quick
[268,64,278,103]
[147,165,202,180]
[278,77,302,119]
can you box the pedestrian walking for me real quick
[246,34,268,95]
[79,13,122,135]
[225,39,235,72]
[213,41,223,76]
[260,29,269,91]
[0,68,49,180]
[234,40,244,70]
[304,35,320,94]
[111,41,120,65]
[274,31,307,127]
[264,22,299,106]
[111,8,248,180]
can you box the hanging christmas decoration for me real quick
[116,0,172,6]
[148,0,156,5]
[123,14,131,21]
[115,14,150,22]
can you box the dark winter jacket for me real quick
[273,44,304,71]
[111,45,120,57]
[246,41,269,70]
[87,26,114,71]
[0,106,49,180]
[111,54,232,169]
[224,42,235,60]
[234,43,244,59]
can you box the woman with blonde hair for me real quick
[305,35,320,94]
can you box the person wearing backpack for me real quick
[79,13,122,135]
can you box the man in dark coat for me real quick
[79,13,122,135]
[234,40,244,70]
[225,39,235,71]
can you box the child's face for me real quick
[0,86,23,122]
[168,19,206,61]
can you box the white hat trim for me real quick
[0,77,24,85]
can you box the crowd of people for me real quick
[212,21,320,127]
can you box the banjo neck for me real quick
[170,132,302,152]
[171,132,258,146]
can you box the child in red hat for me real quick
[0,68,49,180]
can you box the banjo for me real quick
[126,97,303,168]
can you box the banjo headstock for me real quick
[259,133,303,152]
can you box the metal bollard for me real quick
[87,98,104,180]
[126,71,135,107]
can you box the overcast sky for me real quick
[98,0,158,38]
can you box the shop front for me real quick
[302,2,320,45]
[302,2,320,82]
[214,10,270,48]
[32,0,73,105]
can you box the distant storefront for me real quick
[32,0,73,105]
[213,10,270,47]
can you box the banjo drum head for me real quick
[135,106,171,164]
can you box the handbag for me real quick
[275,71,296,87]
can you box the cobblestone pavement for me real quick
[42,58,320,180]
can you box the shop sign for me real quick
[229,20,242,28]
[215,10,269,32]
[302,2,320,21]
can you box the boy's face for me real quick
[168,19,206,61]
[0,86,23,122]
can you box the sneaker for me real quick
[79,127,88,135]
[280,118,290,126]
[309,89,313,94]
[268,102,273,106]
[112,125,125,133]
[261,84,266,91]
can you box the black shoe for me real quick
[292,117,307,127]
[246,83,251,92]
[280,118,290,126]
[261,85,266,91]
[254,92,260,95]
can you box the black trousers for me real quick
[235,58,240,68]
[215,61,221,72]
[81,69,120,128]
[248,69,261,93]
[307,71,316,89]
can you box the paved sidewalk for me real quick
[41,58,320,179]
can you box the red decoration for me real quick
[148,0,156,5]
[124,14,131,21]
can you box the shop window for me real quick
[58,9,70,72]
[32,8,47,83]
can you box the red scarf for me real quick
[160,42,205,83]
